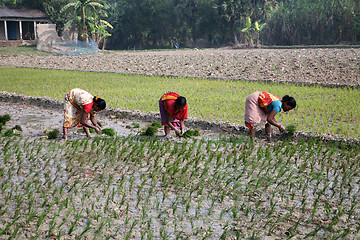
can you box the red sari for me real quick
[159,92,188,127]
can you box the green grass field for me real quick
[1,67,359,138]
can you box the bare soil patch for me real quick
[1,47,359,87]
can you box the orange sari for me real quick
[258,91,282,112]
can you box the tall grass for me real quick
[0,67,359,138]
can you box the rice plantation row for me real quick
[1,134,359,239]
[1,67,359,138]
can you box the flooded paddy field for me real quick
[0,101,360,239]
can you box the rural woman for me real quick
[159,91,188,137]
[63,88,106,140]
[244,91,296,140]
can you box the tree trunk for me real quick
[82,7,88,41]
[232,20,239,45]
[254,31,259,47]
[102,38,106,50]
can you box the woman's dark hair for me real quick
[93,96,106,110]
[282,95,296,108]
[175,96,187,107]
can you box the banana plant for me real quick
[241,16,266,47]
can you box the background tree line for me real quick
[1,0,360,49]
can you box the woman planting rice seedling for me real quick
[245,91,296,140]
[159,91,188,137]
[63,88,106,140]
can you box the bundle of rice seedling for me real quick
[151,122,162,128]
[285,124,297,133]
[143,126,158,136]
[102,128,116,137]
[47,129,60,139]
[4,129,14,137]
[182,129,200,138]
[4,128,21,137]
[0,114,11,125]
[13,125,22,132]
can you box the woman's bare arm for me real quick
[267,110,284,131]
[80,110,101,133]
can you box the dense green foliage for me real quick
[2,0,358,48]
[262,0,360,45]
[0,67,359,138]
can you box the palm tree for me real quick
[216,0,252,45]
[60,0,106,41]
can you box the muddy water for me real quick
[1,99,226,143]
[1,101,150,139]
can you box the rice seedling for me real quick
[151,122,162,128]
[1,67,359,137]
[101,128,116,137]
[182,129,200,138]
[0,114,11,125]
[142,126,158,137]
[0,131,359,238]
[45,129,60,139]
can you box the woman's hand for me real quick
[94,126,102,134]
[175,129,182,137]
[278,125,285,132]
[181,127,186,135]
